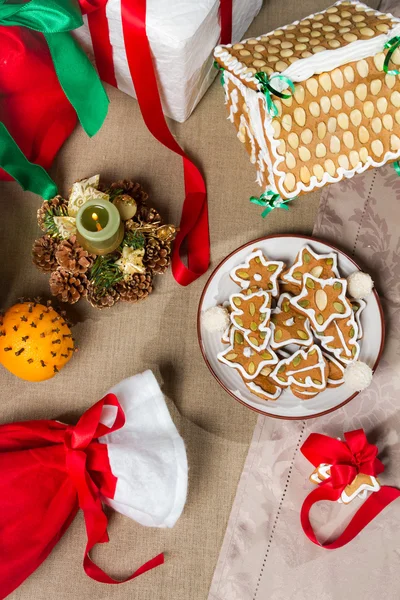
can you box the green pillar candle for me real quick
[76,199,124,255]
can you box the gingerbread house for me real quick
[214,1,400,201]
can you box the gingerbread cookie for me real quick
[290,275,351,333]
[310,463,380,505]
[229,291,271,350]
[270,292,313,349]
[218,328,278,380]
[270,344,328,397]
[323,352,345,388]
[351,299,366,340]
[230,249,284,297]
[318,313,360,365]
[243,368,282,402]
[281,245,339,292]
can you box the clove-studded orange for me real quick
[0,302,75,382]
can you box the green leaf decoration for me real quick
[89,254,124,294]
[43,206,69,239]
[121,230,145,250]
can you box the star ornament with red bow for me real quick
[300,429,400,549]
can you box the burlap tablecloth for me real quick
[0,1,380,599]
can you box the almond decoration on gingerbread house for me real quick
[214,1,400,209]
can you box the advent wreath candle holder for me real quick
[32,175,177,309]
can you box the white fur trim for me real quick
[344,361,373,391]
[202,306,231,333]
[347,272,374,299]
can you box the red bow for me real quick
[300,429,399,549]
[79,0,233,285]
[64,393,164,583]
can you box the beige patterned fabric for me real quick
[208,162,400,600]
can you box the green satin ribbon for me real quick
[0,0,109,137]
[393,160,400,176]
[213,61,225,86]
[255,72,295,118]
[0,123,58,199]
[383,36,400,76]
[250,191,295,218]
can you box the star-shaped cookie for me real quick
[281,244,339,290]
[229,290,271,350]
[290,275,351,333]
[230,249,284,297]
[218,328,278,380]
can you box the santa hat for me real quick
[0,370,187,598]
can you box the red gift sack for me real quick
[0,27,77,181]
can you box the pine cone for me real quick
[144,237,171,274]
[32,235,59,273]
[49,268,88,304]
[115,272,153,303]
[87,283,120,309]
[109,180,148,209]
[55,235,95,274]
[37,196,68,232]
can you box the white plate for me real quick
[197,235,385,420]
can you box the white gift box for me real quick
[74,0,262,122]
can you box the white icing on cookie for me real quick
[229,290,272,351]
[230,249,284,297]
[217,327,279,380]
[290,275,352,333]
[270,292,313,349]
[318,314,360,365]
[246,380,282,401]
[351,299,366,339]
[323,352,345,387]
[282,245,339,285]
[270,344,327,391]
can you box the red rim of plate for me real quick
[197,234,385,420]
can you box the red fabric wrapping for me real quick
[300,429,400,549]
[82,0,233,285]
[0,27,77,182]
[0,393,163,599]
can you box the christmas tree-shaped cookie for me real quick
[229,290,271,350]
[270,345,328,399]
[317,313,360,364]
[270,292,313,349]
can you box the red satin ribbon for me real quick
[83,0,233,285]
[64,393,164,582]
[300,429,400,549]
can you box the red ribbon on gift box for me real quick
[82,0,233,286]
[300,429,400,549]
